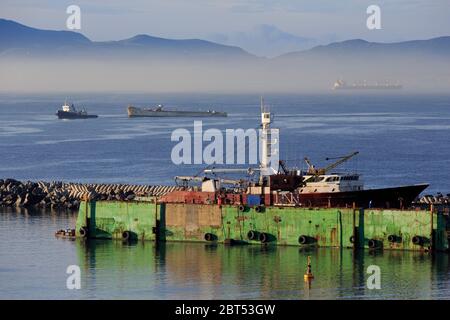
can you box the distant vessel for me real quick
[56,102,98,119]
[333,79,402,90]
[127,104,227,118]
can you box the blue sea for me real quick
[0,93,449,193]
[1,92,450,299]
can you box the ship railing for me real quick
[272,191,301,206]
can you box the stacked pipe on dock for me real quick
[0,178,182,209]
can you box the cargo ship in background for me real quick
[333,79,403,90]
[127,104,227,117]
[56,101,98,119]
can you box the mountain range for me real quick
[1,18,450,92]
[0,19,252,60]
[207,24,319,58]
[2,18,450,60]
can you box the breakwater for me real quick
[0,179,181,209]
[1,178,449,210]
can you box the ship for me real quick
[333,79,402,90]
[169,99,427,209]
[66,98,445,251]
[56,101,98,119]
[127,104,227,118]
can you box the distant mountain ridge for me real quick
[279,37,450,60]
[2,18,450,93]
[207,24,319,57]
[0,19,90,49]
[2,18,450,60]
[0,19,253,59]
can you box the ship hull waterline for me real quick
[56,111,98,119]
[294,183,429,208]
[333,86,402,90]
[127,107,227,118]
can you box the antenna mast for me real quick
[259,97,279,180]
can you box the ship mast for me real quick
[201,97,279,183]
[259,97,279,181]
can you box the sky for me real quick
[1,0,450,56]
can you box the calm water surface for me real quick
[0,208,450,300]
[0,93,449,192]
[1,93,450,299]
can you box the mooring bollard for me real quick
[304,256,314,281]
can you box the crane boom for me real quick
[278,160,289,174]
[304,157,317,175]
[304,151,359,175]
[323,151,359,174]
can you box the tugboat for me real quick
[56,101,98,119]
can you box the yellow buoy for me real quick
[304,256,314,281]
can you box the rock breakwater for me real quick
[0,179,181,209]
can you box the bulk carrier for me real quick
[68,99,449,252]
[127,104,227,117]
[333,79,403,90]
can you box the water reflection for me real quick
[1,209,449,299]
[73,239,449,299]
[0,206,78,227]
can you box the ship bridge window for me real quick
[342,176,359,181]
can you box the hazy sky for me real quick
[2,0,450,55]
[2,1,450,93]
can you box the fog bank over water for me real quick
[1,19,450,94]
[1,54,449,94]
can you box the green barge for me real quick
[75,200,449,252]
[71,105,450,252]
